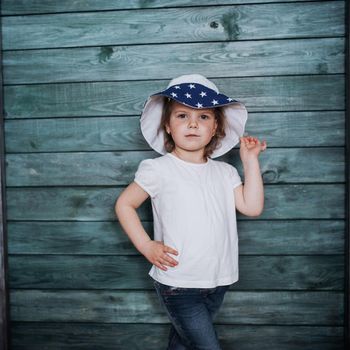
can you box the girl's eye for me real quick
[175,113,212,119]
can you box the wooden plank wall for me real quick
[1,0,346,349]
[0,9,10,350]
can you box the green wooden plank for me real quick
[5,148,344,186]
[2,2,344,50]
[9,289,343,324]
[5,185,345,221]
[1,0,331,15]
[10,323,344,350]
[3,38,344,84]
[7,255,344,290]
[4,111,345,153]
[3,75,345,118]
[6,220,345,255]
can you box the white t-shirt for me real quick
[134,152,242,288]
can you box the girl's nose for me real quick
[188,117,198,128]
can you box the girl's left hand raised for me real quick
[239,135,267,160]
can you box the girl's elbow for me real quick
[239,208,262,217]
[115,196,126,216]
[114,200,121,218]
[251,210,263,217]
[248,205,264,217]
[253,205,264,217]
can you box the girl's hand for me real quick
[141,240,179,271]
[239,135,267,160]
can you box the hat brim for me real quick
[151,82,240,110]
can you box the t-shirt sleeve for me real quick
[228,164,242,189]
[134,159,160,198]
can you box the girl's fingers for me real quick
[155,261,167,271]
[162,246,179,265]
[243,136,263,144]
[160,256,177,266]
[161,252,177,264]
[164,245,178,255]
[242,136,256,144]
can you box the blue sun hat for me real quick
[140,74,248,158]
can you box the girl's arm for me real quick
[234,136,266,217]
[234,156,264,217]
[115,182,179,270]
[115,182,153,253]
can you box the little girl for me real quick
[115,74,267,349]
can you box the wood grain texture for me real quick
[0,14,9,350]
[6,220,345,255]
[4,148,344,186]
[2,2,344,50]
[1,0,332,15]
[9,289,343,324]
[4,75,345,118]
[3,38,344,84]
[1,1,347,348]
[4,111,345,152]
[9,323,345,350]
[7,255,344,290]
[4,184,345,221]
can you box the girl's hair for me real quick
[157,97,227,159]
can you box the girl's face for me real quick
[165,101,218,155]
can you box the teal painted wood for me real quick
[9,290,344,324]
[2,2,344,50]
[9,323,345,350]
[1,0,346,348]
[4,112,345,152]
[3,75,345,118]
[4,148,345,186]
[6,220,345,255]
[2,38,344,84]
[7,255,344,290]
[0,0,333,15]
[5,185,345,220]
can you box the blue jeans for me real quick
[153,279,230,350]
